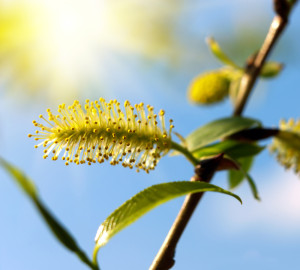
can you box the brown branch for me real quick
[150,1,297,269]
[233,0,294,115]
[149,155,223,270]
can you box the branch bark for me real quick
[233,15,287,116]
[149,155,223,270]
[150,1,297,269]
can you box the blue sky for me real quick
[0,1,300,269]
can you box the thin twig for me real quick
[150,1,296,269]
[233,0,296,116]
[233,15,287,116]
[150,155,224,270]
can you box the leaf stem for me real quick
[92,246,101,269]
[76,249,100,270]
[170,141,199,166]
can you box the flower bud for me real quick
[188,70,230,105]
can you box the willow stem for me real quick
[92,246,101,270]
[233,0,297,115]
[150,1,297,269]
[170,141,199,166]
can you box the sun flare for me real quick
[0,0,180,101]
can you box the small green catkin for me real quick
[269,118,300,175]
[188,70,230,105]
[28,98,174,173]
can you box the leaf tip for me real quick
[236,195,243,205]
[205,36,214,45]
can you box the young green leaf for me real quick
[229,156,253,189]
[260,61,283,78]
[245,173,260,201]
[0,157,98,270]
[229,77,242,105]
[185,117,261,152]
[228,156,260,200]
[0,157,37,198]
[206,37,242,69]
[193,140,265,160]
[94,181,242,251]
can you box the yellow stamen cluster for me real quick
[188,70,230,105]
[270,119,300,175]
[28,98,174,173]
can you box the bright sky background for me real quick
[0,0,300,270]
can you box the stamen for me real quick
[29,98,173,172]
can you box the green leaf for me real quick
[186,117,261,152]
[228,156,260,200]
[193,140,265,160]
[225,143,264,158]
[0,157,98,270]
[206,37,241,69]
[94,181,242,250]
[229,77,242,106]
[0,158,37,198]
[260,61,283,78]
[229,156,253,189]
[245,173,260,201]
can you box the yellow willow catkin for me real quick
[188,70,230,105]
[28,98,174,173]
[269,118,300,175]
